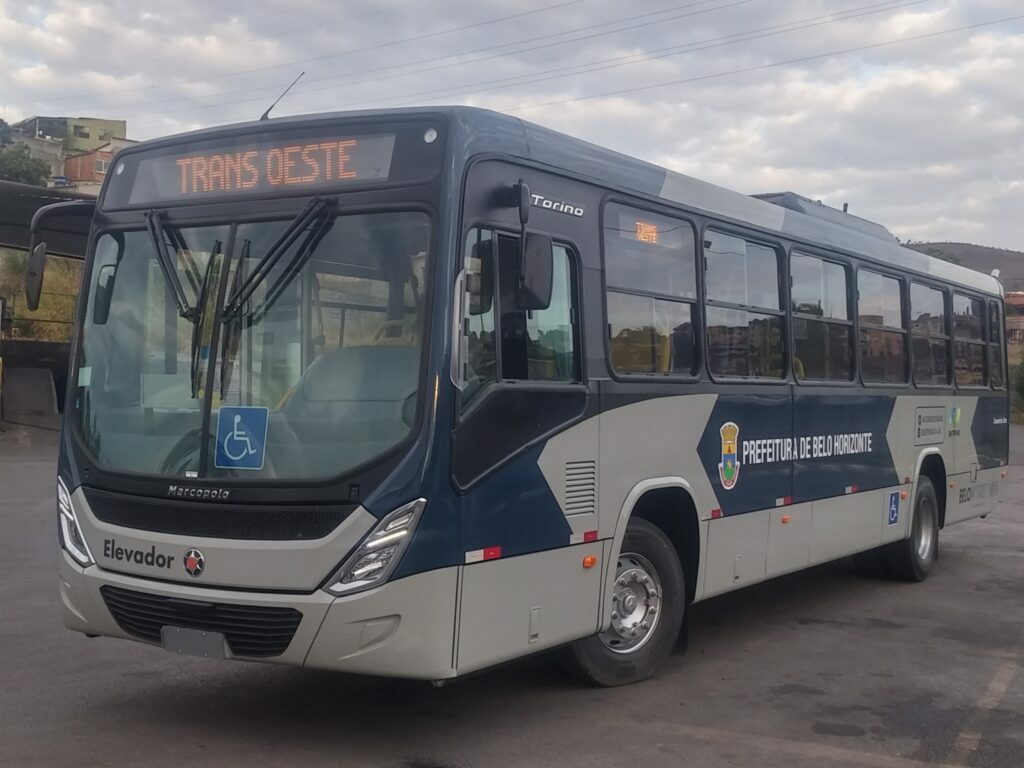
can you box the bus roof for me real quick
[137,106,1003,297]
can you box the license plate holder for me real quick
[161,626,228,659]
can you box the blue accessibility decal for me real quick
[887,491,900,526]
[214,406,269,470]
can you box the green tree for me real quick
[0,142,50,185]
[0,118,10,145]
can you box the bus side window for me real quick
[602,202,698,376]
[459,228,577,409]
[462,229,498,403]
[858,270,907,384]
[495,236,575,382]
[953,293,987,387]
[989,301,1005,389]
[909,282,950,386]
[704,230,784,379]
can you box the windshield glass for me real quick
[73,210,430,480]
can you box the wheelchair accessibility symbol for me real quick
[214,406,269,470]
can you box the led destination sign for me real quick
[125,132,396,205]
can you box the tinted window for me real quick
[604,203,699,377]
[990,301,1005,389]
[861,328,906,383]
[953,293,986,387]
[955,341,986,387]
[910,283,949,385]
[912,336,949,385]
[793,318,852,380]
[990,345,1005,389]
[953,294,984,340]
[792,253,847,319]
[460,230,578,407]
[496,239,576,382]
[608,292,696,375]
[858,270,903,328]
[707,307,784,379]
[910,284,946,335]
[604,203,696,299]
[463,230,497,401]
[791,252,852,381]
[705,231,779,310]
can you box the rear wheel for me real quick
[560,518,685,686]
[884,477,939,582]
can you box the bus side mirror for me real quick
[25,198,95,312]
[25,241,48,312]
[93,264,117,325]
[517,232,553,311]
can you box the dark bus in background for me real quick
[27,108,1007,686]
[0,181,90,422]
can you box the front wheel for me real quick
[884,476,939,582]
[560,518,685,686]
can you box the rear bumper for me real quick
[59,551,459,680]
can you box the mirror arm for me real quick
[514,179,530,292]
[28,199,96,255]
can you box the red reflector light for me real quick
[483,546,502,561]
[583,530,598,542]
[711,508,723,519]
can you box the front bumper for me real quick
[59,551,459,680]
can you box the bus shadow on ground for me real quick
[84,558,881,740]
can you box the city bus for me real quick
[27,107,1008,686]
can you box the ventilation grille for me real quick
[564,460,597,515]
[101,586,302,658]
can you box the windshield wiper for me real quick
[145,210,197,321]
[248,205,337,326]
[222,197,331,319]
[219,239,249,399]
[190,240,222,399]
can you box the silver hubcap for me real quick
[915,494,936,564]
[599,552,662,654]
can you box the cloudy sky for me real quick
[1,0,1021,248]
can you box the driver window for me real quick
[461,228,578,409]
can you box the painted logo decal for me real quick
[948,406,962,437]
[719,422,741,490]
[183,548,205,578]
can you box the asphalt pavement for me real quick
[1,422,1021,768]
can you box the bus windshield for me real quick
[74,209,430,480]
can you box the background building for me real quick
[7,116,130,192]
[63,138,138,195]
[10,116,127,153]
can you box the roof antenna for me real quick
[843,203,849,213]
[260,72,305,122]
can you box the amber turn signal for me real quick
[582,555,598,569]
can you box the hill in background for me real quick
[905,242,1024,291]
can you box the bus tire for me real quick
[884,477,939,582]
[560,518,685,686]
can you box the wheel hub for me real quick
[600,553,662,654]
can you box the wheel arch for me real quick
[604,478,703,629]
[914,450,948,529]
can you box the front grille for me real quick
[101,586,302,658]
[84,487,353,540]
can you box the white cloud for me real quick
[0,0,1022,247]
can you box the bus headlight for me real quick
[325,498,425,596]
[58,477,94,567]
